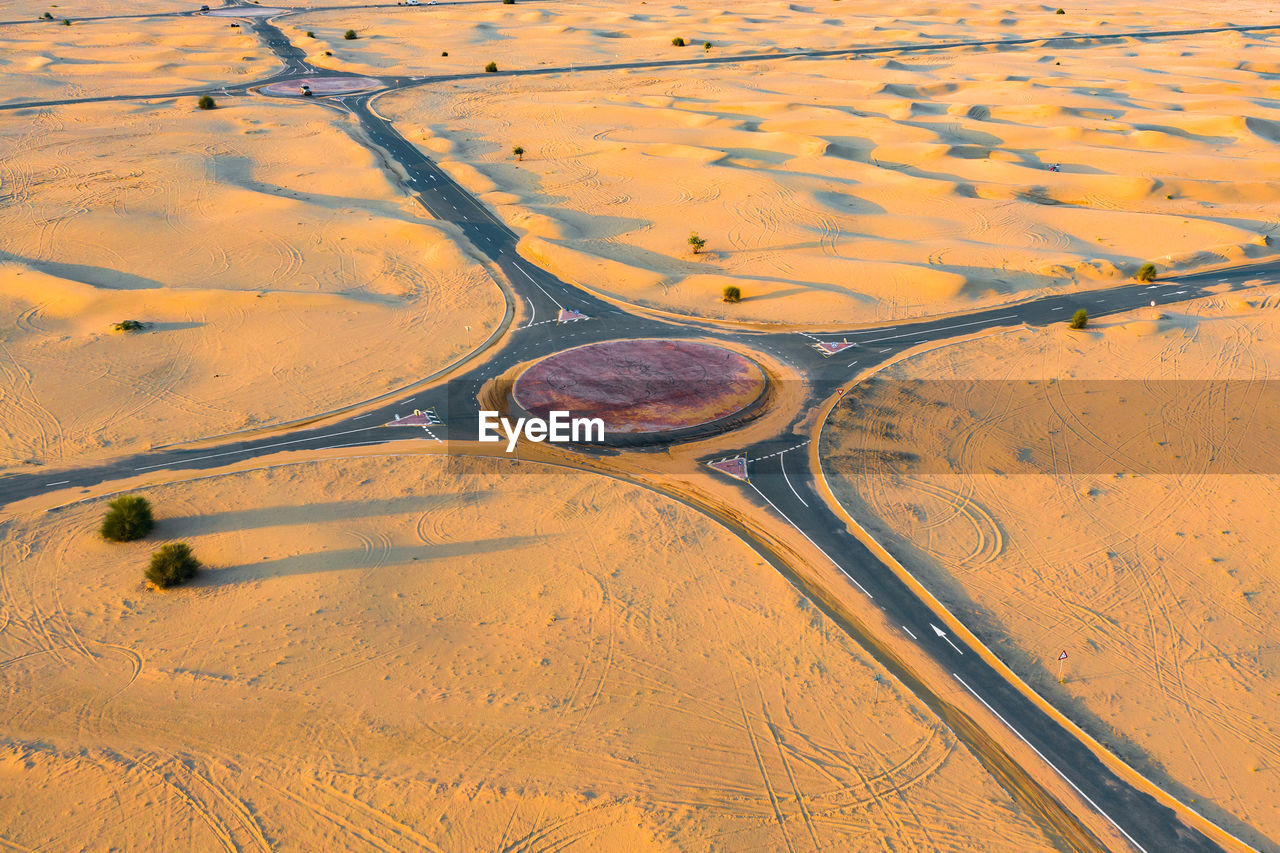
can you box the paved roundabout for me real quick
[261,76,384,96]
[206,5,285,16]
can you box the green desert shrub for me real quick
[113,319,146,332]
[441,50,448,56]
[62,17,70,24]
[687,232,706,254]
[101,495,154,543]
[146,543,200,589]
[197,94,216,110]
[1136,262,1157,282]
[41,11,53,19]
[485,60,498,72]
[344,28,357,39]
[704,41,712,49]
[671,36,685,46]
[305,29,314,37]
[1055,7,1065,13]
[512,145,524,160]
[1069,308,1088,329]
[722,285,742,303]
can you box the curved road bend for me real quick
[4,5,1278,850]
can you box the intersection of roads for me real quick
[5,4,1277,850]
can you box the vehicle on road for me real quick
[300,83,312,96]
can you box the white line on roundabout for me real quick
[779,449,808,507]
[749,481,873,599]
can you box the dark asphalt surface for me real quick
[4,4,1274,850]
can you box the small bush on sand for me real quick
[62,17,70,24]
[704,41,712,49]
[512,145,524,160]
[672,36,685,46]
[485,60,498,72]
[1055,7,1065,13]
[1136,262,1157,282]
[687,232,706,254]
[1070,309,1088,329]
[344,28,357,39]
[113,319,146,332]
[101,495,154,543]
[441,50,448,56]
[146,543,200,589]
[41,11,53,19]
[197,94,216,110]
[305,29,314,37]
[722,285,741,303]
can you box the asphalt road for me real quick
[4,4,1276,850]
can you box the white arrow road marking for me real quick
[932,623,963,654]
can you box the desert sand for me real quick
[822,290,1280,847]
[376,19,1280,324]
[0,14,275,104]
[0,454,1055,850]
[0,0,195,19]
[285,0,1276,77]
[0,100,504,471]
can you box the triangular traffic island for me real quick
[557,308,588,323]
[813,340,856,356]
[386,408,441,427]
[708,455,748,482]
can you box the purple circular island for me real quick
[512,339,766,441]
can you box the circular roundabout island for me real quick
[511,339,768,446]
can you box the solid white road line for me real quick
[515,263,564,309]
[45,480,70,486]
[779,450,808,507]
[860,314,1018,345]
[133,424,388,471]
[749,481,873,599]
[903,625,918,640]
[953,673,1150,853]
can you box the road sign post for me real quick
[1057,649,1068,682]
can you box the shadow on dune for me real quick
[0,250,170,291]
[199,534,544,585]
[162,494,489,535]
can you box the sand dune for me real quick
[822,291,1280,847]
[0,101,504,470]
[281,0,1276,78]
[380,25,1280,324]
[0,15,274,103]
[0,454,1055,851]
